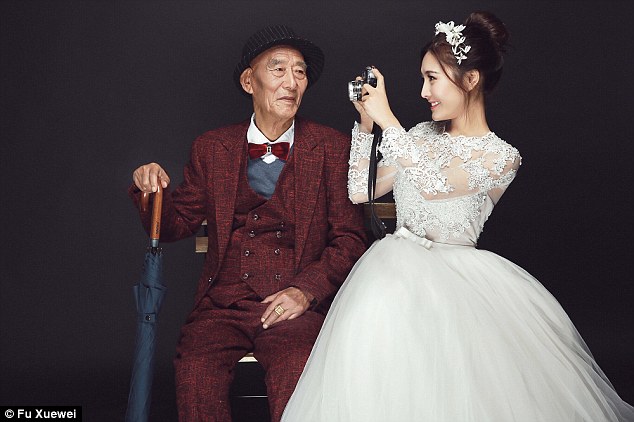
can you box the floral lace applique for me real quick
[348,122,521,244]
[349,123,374,166]
[347,167,369,197]
[352,121,521,242]
[394,178,487,239]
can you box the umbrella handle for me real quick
[139,178,163,249]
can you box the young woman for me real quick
[282,11,633,422]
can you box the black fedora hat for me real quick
[233,24,325,93]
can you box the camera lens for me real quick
[348,80,362,102]
[348,66,376,101]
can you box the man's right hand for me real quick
[132,162,171,193]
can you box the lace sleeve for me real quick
[463,141,521,203]
[347,122,398,204]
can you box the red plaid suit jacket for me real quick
[131,116,367,310]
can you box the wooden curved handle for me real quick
[150,182,163,245]
[139,179,163,247]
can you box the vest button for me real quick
[244,250,250,256]
[253,214,259,220]
[274,248,281,255]
[275,274,281,281]
[276,231,282,238]
[249,230,256,238]
[280,221,285,227]
[241,273,249,280]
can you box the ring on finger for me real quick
[274,305,285,316]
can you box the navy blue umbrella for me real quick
[126,184,166,422]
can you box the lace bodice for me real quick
[348,121,521,246]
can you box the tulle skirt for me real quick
[282,228,633,422]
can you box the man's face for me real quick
[241,46,308,124]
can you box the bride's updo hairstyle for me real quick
[422,11,510,97]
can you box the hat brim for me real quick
[233,38,324,95]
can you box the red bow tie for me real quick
[248,142,291,161]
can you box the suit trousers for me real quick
[174,295,324,422]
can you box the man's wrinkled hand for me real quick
[260,287,314,329]
[132,162,171,193]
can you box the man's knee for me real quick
[257,311,324,375]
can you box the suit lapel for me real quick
[294,119,324,268]
[213,125,246,263]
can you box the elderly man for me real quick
[129,25,367,421]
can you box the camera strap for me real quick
[368,124,387,240]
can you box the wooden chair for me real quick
[195,202,396,420]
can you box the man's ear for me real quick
[464,69,480,92]
[240,68,254,94]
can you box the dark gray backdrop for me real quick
[2,1,632,420]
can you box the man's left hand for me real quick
[260,287,314,329]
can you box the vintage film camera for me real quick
[348,66,377,102]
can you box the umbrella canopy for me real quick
[126,184,166,422]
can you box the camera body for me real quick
[348,66,377,102]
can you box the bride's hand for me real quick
[352,95,373,133]
[359,67,400,130]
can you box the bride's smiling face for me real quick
[419,52,466,122]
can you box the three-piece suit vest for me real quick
[207,146,297,307]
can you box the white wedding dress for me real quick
[282,121,633,422]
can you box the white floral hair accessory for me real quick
[435,21,471,65]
